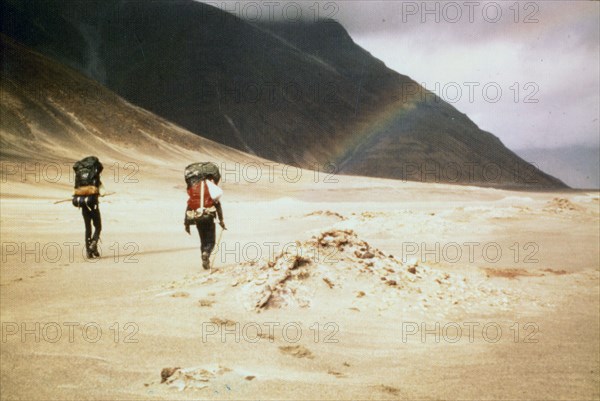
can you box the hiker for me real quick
[184,162,226,269]
[72,156,103,259]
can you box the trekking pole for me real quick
[54,198,74,204]
[53,192,116,204]
[210,225,225,274]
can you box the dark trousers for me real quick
[82,205,102,246]
[196,216,215,255]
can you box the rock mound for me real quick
[227,230,537,312]
[161,365,233,391]
[544,197,583,213]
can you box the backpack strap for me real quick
[200,179,205,215]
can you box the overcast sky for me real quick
[200,0,599,154]
[339,0,600,152]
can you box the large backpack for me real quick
[185,163,222,214]
[184,162,221,188]
[73,156,103,188]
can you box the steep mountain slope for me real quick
[0,34,253,168]
[0,0,566,188]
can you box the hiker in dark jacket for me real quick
[184,179,226,269]
[72,156,103,259]
[79,194,102,258]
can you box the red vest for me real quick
[187,181,214,210]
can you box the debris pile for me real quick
[305,210,347,220]
[161,365,232,391]
[143,228,553,316]
[544,197,582,213]
[227,229,537,312]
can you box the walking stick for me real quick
[210,225,225,274]
[53,192,116,204]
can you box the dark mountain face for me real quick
[0,0,567,188]
[0,34,248,164]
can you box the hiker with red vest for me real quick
[183,163,226,269]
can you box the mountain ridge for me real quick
[0,0,567,188]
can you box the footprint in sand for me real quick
[30,270,46,278]
[210,317,237,327]
[376,384,401,395]
[327,369,347,378]
[278,345,314,359]
[197,299,215,307]
[258,332,275,341]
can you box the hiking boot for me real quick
[89,240,100,258]
[202,251,210,270]
[85,240,94,259]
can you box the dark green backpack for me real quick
[73,156,103,188]
[184,162,221,188]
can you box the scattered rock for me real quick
[363,252,375,259]
[258,332,275,341]
[297,269,310,280]
[305,210,346,220]
[256,291,272,309]
[542,268,568,275]
[291,255,310,270]
[258,332,275,342]
[162,365,232,391]
[355,250,375,259]
[317,229,355,249]
[322,277,334,289]
[161,367,180,383]
[407,266,417,274]
[483,268,542,279]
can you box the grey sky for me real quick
[200,0,599,154]
[341,1,600,152]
